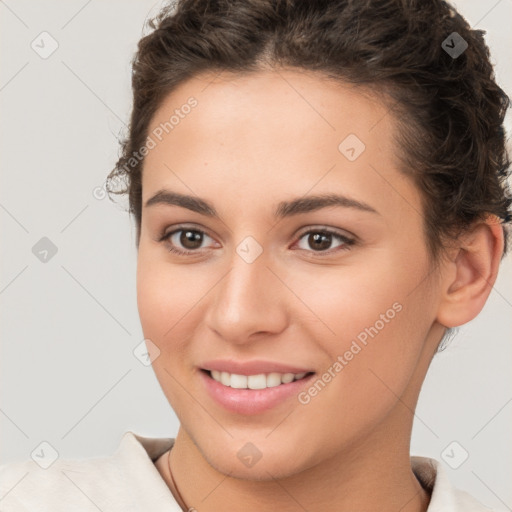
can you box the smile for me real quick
[199,366,315,415]
[209,370,309,389]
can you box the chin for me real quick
[189,428,319,481]
[205,449,303,481]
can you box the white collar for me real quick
[125,431,492,511]
[0,431,491,511]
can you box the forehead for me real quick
[141,68,421,224]
[146,68,392,149]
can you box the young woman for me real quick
[1,0,510,510]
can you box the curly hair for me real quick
[106,0,512,262]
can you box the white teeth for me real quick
[230,374,248,389]
[220,371,231,386]
[248,374,267,389]
[281,373,295,384]
[266,373,282,387]
[209,370,309,389]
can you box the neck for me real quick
[159,411,430,512]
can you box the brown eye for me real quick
[161,227,214,255]
[177,229,204,250]
[295,229,355,254]
[307,232,333,251]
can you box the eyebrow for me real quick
[144,189,380,218]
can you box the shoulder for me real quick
[411,456,496,512]
[0,451,127,511]
[0,432,176,512]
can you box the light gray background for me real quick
[1,0,511,509]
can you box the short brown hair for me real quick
[106,0,512,260]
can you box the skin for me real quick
[136,68,504,512]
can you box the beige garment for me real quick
[0,431,494,511]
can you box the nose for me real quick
[204,246,289,345]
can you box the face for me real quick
[137,69,444,479]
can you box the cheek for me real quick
[135,253,203,411]
[135,251,221,401]
[284,252,407,344]
[290,301,427,459]
[136,249,204,341]
[289,250,433,413]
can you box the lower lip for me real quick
[200,370,315,415]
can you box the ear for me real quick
[436,216,504,328]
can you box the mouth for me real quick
[203,369,314,389]
[199,367,316,415]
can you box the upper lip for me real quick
[200,359,313,375]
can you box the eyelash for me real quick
[158,225,356,257]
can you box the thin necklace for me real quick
[167,450,190,511]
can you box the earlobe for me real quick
[436,217,504,328]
